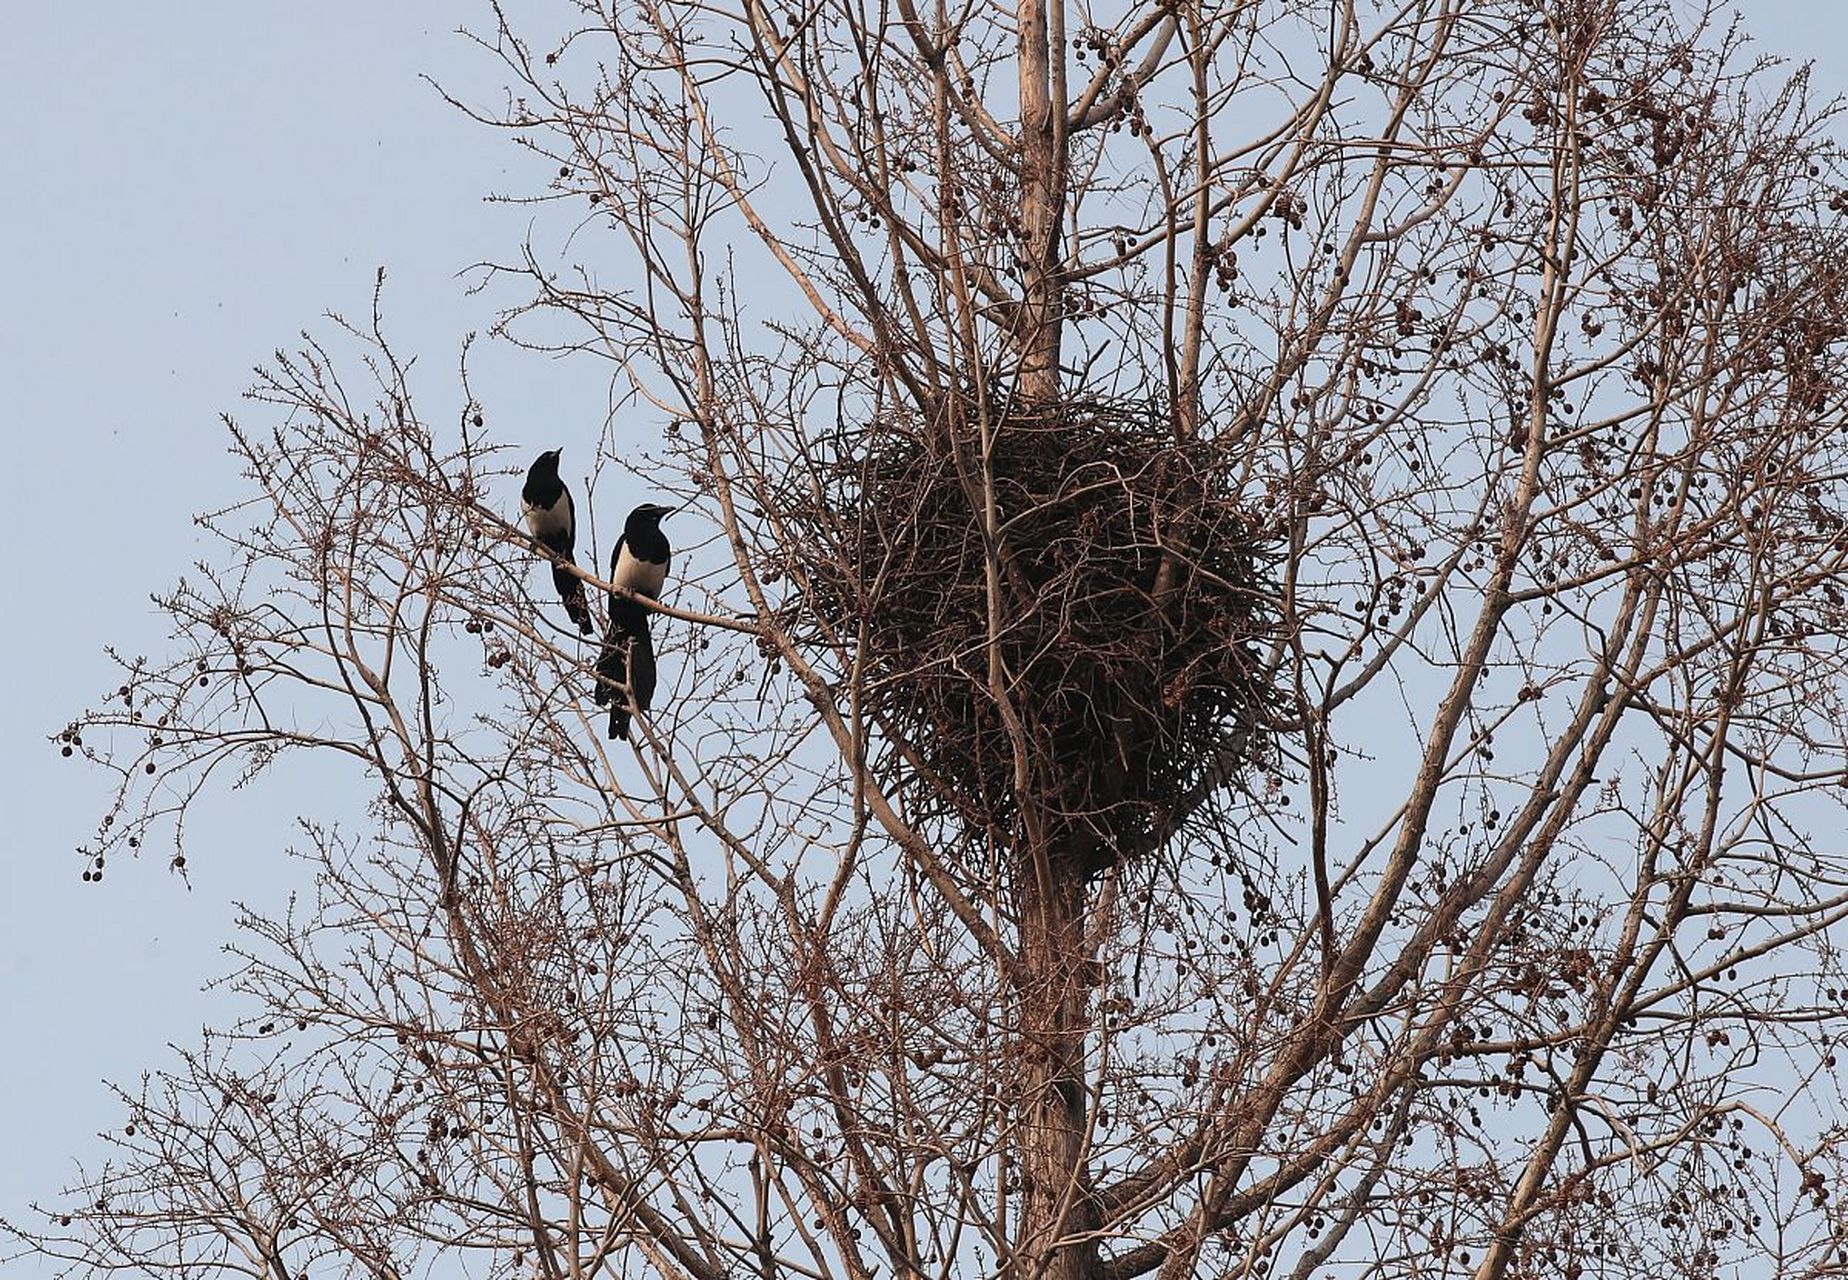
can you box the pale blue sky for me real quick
[2,0,1845,1268]
[0,1,605,1240]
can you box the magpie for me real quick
[594,502,674,740]
[520,448,593,634]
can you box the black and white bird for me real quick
[520,448,593,634]
[594,502,674,740]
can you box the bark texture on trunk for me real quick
[1016,0,1065,405]
[1012,847,1098,1280]
[1010,7,1090,1277]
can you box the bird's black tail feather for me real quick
[630,627,656,712]
[595,624,656,741]
[552,562,593,634]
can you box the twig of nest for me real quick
[785,393,1282,875]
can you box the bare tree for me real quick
[12,2,1848,1279]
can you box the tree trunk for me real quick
[1016,0,1064,405]
[1012,846,1097,1280]
[1011,8,1089,1276]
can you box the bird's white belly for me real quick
[613,544,667,597]
[523,493,570,539]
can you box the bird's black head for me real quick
[628,501,675,526]
[529,447,563,478]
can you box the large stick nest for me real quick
[785,395,1281,873]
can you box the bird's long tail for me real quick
[629,627,657,714]
[552,562,593,634]
[595,623,655,741]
